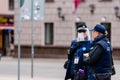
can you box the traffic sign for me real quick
[20,0,45,20]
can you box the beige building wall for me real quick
[0,0,14,14]
[14,0,75,46]
[14,0,120,58]
[15,0,120,47]
[0,0,14,56]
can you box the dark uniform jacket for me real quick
[65,40,79,80]
[84,35,112,73]
[65,40,91,80]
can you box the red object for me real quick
[72,0,81,13]
[0,24,13,26]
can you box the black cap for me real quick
[77,23,87,32]
[93,24,106,34]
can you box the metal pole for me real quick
[18,0,21,80]
[31,0,34,78]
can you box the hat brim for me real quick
[77,28,87,32]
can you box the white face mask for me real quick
[78,33,85,38]
[77,32,85,42]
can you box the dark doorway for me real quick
[101,22,111,42]
[2,29,14,56]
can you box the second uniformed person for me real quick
[83,24,112,80]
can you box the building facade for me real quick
[0,0,14,56]
[14,0,120,58]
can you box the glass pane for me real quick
[45,0,54,2]
[20,0,25,7]
[0,30,2,48]
[82,0,86,2]
[45,23,53,45]
[99,0,112,2]
[101,23,111,42]
[9,0,14,10]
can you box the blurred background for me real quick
[0,0,120,80]
[0,0,120,59]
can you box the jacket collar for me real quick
[93,35,106,43]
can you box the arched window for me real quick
[45,0,54,3]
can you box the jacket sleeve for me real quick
[84,44,104,65]
[68,40,78,60]
[68,40,82,60]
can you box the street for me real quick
[0,57,120,80]
[0,57,66,80]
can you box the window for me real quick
[45,23,54,45]
[99,0,112,2]
[81,0,86,2]
[9,0,14,10]
[20,0,25,7]
[101,23,111,42]
[45,0,54,3]
[0,30,3,48]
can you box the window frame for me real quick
[9,0,14,10]
[45,23,54,45]
[45,0,54,3]
[99,0,112,2]
[81,0,86,2]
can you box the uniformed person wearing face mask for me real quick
[73,24,91,80]
[64,23,91,80]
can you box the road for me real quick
[0,57,66,80]
[0,57,120,80]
